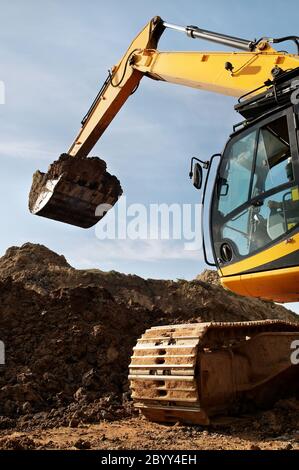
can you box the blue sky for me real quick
[1,0,299,311]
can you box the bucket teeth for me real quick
[29,154,122,228]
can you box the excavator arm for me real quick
[68,16,166,158]
[29,16,299,228]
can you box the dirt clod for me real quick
[74,438,91,450]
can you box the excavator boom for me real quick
[63,18,299,159]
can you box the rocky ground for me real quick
[0,242,298,450]
[0,405,299,450]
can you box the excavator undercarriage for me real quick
[129,321,299,424]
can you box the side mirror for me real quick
[190,162,203,190]
[193,163,203,189]
[189,156,210,191]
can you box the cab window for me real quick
[251,115,292,198]
[217,130,257,217]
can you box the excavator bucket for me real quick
[29,154,122,228]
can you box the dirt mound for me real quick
[0,243,74,295]
[196,269,220,286]
[0,277,162,429]
[0,243,70,273]
[0,243,298,431]
[0,243,297,322]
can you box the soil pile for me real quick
[0,278,156,430]
[0,243,297,431]
[196,269,220,286]
[0,243,296,322]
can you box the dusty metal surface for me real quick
[129,321,299,424]
[29,154,122,228]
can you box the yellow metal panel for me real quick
[220,232,299,277]
[221,265,299,302]
[133,50,299,97]
[292,187,299,200]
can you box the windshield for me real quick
[212,112,298,262]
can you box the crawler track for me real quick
[129,321,299,424]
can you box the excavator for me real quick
[29,16,299,424]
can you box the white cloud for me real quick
[0,140,59,161]
[67,238,202,268]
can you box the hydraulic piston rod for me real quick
[163,21,253,51]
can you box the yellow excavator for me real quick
[29,16,299,424]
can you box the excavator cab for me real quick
[201,72,299,302]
